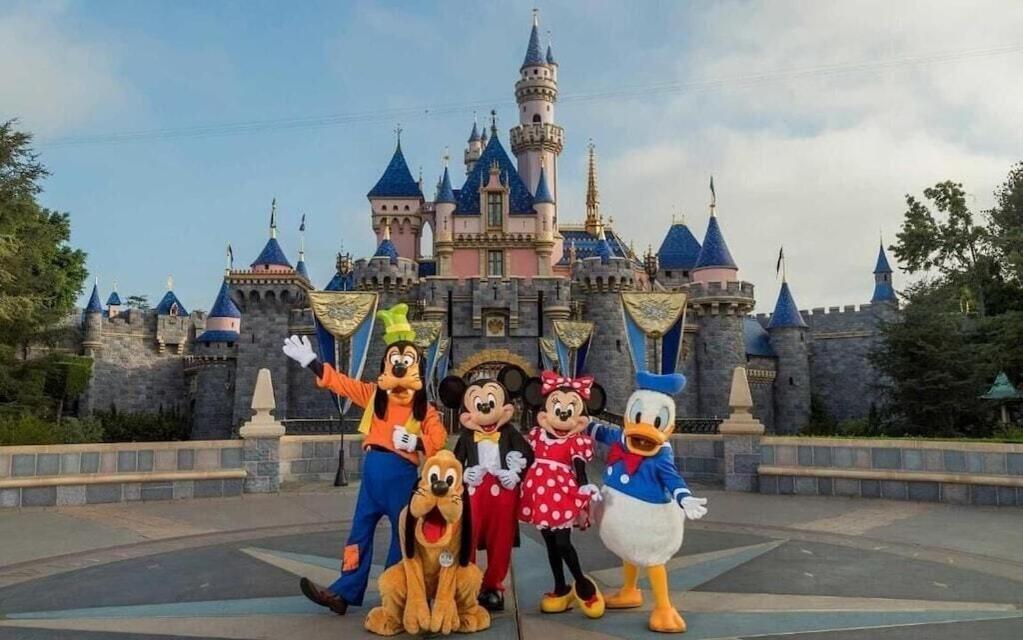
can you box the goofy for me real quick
[283,303,447,615]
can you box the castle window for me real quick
[381,205,387,211]
[404,205,410,211]
[789,377,795,386]
[487,192,503,227]
[487,250,504,277]
[532,114,541,123]
[665,270,673,278]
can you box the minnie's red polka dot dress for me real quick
[518,427,595,530]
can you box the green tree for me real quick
[125,295,149,310]
[988,161,1023,285]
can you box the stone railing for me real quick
[0,440,245,508]
[759,437,1023,506]
[279,434,364,483]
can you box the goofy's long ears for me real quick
[458,485,472,567]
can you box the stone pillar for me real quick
[239,368,285,493]
[719,367,765,492]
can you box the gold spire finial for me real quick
[585,139,601,235]
[381,223,391,241]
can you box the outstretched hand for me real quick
[679,496,708,520]
[282,335,317,367]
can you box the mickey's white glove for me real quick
[505,451,528,474]
[282,335,317,367]
[578,484,602,503]
[679,496,708,520]
[463,465,485,487]
[392,427,418,453]
[496,468,520,490]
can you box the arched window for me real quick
[403,205,410,211]
[381,205,388,211]
[532,114,541,123]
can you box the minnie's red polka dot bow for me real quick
[540,371,594,400]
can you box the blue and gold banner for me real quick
[411,321,444,400]
[552,320,595,377]
[309,292,379,415]
[538,337,559,373]
[620,292,688,375]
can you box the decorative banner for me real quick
[620,292,688,375]
[411,320,444,400]
[309,292,379,415]
[552,320,595,377]
[433,338,450,397]
[538,337,560,373]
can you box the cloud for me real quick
[0,4,128,136]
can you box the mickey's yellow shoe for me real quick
[540,587,575,614]
[576,579,605,619]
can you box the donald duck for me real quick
[588,371,708,633]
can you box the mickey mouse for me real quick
[439,365,534,612]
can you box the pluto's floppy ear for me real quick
[521,377,545,410]
[585,382,608,415]
[438,376,468,410]
[497,365,527,398]
[458,485,473,567]
[403,500,418,560]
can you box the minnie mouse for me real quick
[518,371,607,619]
[439,366,534,612]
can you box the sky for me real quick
[2,0,1021,314]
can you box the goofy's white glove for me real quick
[678,495,708,520]
[505,451,528,474]
[282,335,317,367]
[392,426,418,453]
[578,484,603,503]
[463,465,485,487]
[496,468,520,490]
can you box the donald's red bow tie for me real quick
[541,372,594,399]
[607,442,645,475]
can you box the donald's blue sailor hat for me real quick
[636,371,687,396]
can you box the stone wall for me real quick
[759,436,1023,506]
[279,435,365,483]
[0,440,245,508]
[694,313,747,419]
[769,326,810,434]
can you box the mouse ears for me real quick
[522,371,607,415]
[437,364,528,410]
[497,365,527,397]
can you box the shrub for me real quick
[0,412,104,445]
[93,406,190,443]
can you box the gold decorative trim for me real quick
[552,320,594,349]
[621,292,688,337]
[410,321,442,349]
[450,348,536,378]
[308,292,378,338]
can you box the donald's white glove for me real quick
[679,496,708,520]
[496,468,520,490]
[392,426,418,453]
[578,484,602,503]
[505,451,528,474]
[282,335,317,367]
[463,465,485,487]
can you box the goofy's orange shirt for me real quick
[316,363,446,465]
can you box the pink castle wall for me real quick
[206,317,240,332]
[452,249,479,278]
[691,267,738,283]
[508,248,538,277]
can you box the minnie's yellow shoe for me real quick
[576,579,605,619]
[540,588,575,614]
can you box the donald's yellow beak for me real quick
[623,421,668,457]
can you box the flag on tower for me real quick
[227,243,234,269]
[709,175,716,204]
[299,214,306,233]
[776,246,785,278]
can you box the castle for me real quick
[77,13,899,438]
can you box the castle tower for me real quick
[154,276,188,316]
[510,10,564,200]
[690,184,738,284]
[533,164,556,275]
[767,279,810,434]
[584,142,603,236]
[251,199,293,272]
[435,162,457,276]
[105,285,122,318]
[196,280,241,343]
[368,134,425,260]
[464,119,482,174]
[655,215,702,289]
[295,215,311,283]
[190,277,242,439]
[871,242,897,305]
[82,281,103,357]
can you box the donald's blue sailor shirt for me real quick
[588,420,692,505]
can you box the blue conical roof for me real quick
[325,271,354,292]
[155,290,188,316]
[768,281,807,329]
[873,244,892,274]
[455,135,535,215]
[872,280,897,303]
[208,280,241,319]
[546,44,556,65]
[468,121,480,143]
[522,22,544,67]
[106,290,122,306]
[373,238,399,264]
[436,166,456,204]
[657,223,702,270]
[694,216,737,270]
[744,317,776,357]
[367,142,423,199]
[85,283,103,313]
[251,237,292,269]
[595,232,613,264]
[296,259,310,281]
[533,166,554,204]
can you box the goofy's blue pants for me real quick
[329,448,418,606]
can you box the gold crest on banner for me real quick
[552,320,594,349]
[410,321,443,349]
[621,292,688,337]
[538,337,560,367]
[308,292,378,338]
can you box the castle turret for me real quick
[464,119,482,174]
[105,285,122,318]
[155,277,187,316]
[510,10,564,199]
[435,164,457,275]
[368,135,425,260]
[871,243,897,305]
[584,142,604,237]
[82,281,103,356]
[188,278,242,439]
[196,280,241,344]
[251,199,293,272]
[656,216,702,289]
[767,280,810,434]
[533,164,556,275]
[691,214,738,283]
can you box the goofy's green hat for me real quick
[376,303,416,345]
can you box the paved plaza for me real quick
[1,476,1022,640]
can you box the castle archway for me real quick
[450,348,536,380]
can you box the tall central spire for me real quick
[585,140,602,236]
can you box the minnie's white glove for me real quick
[505,451,528,474]
[463,465,485,487]
[578,484,602,503]
[496,468,520,490]
[282,335,317,367]
[392,427,418,453]
[679,496,708,520]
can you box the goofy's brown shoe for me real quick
[300,577,349,615]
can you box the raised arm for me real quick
[586,417,622,446]
[283,335,374,408]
